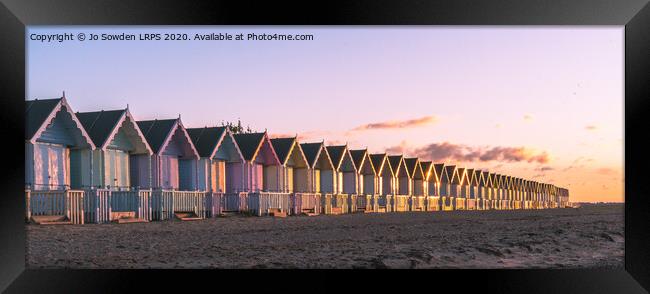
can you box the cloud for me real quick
[596,167,617,175]
[523,114,533,121]
[385,141,550,164]
[585,125,598,131]
[351,116,436,131]
[535,166,555,172]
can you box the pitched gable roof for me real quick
[136,119,177,154]
[420,161,433,181]
[300,142,323,168]
[369,154,387,175]
[433,163,445,182]
[387,155,404,176]
[404,158,423,179]
[326,145,349,170]
[25,97,95,149]
[232,132,267,161]
[270,137,297,165]
[186,126,227,158]
[445,165,457,183]
[76,109,125,148]
[349,149,367,171]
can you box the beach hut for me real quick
[516,178,524,209]
[466,169,478,210]
[421,161,440,211]
[326,145,357,214]
[298,142,335,215]
[186,126,245,216]
[25,97,95,224]
[388,155,410,212]
[439,165,454,211]
[449,166,465,210]
[524,180,533,209]
[370,153,393,212]
[456,168,469,210]
[136,117,207,220]
[76,108,154,223]
[490,173,501,209]
[231,132,288,216]
[404,158,426,211]
[429,163,445,211]
[350,149,377,213]
[475,170,487,210]
[269,137,315,216]
[505,175,513,210]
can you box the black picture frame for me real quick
[1,0,648,292]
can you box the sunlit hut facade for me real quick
[489,173,500,209]
[25,97,95,224]
[231,132,287,216]
[76,107,154,223]
[388,155,410,212]
[476,170,488,210]
[136,117,207,220]
[186,126,244,216]
[298,141,335,215]
[515,177,524,209]
[269,137,315,216]
[350,149,377,213]
[465,169,478,210]
[457,167,470,210]
[404,158,426,211]
[326,145,356,214]
[369,153,393,212]
[505,175,514,210]
[439,164,454,211]
[449,166,466,210]
[421,161,441,211]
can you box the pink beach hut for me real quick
[298,141,335,215]
[269,137,318,215]
[404,158,425,211]
[370,153,394,212]
[388,155,410,212]
[350,149,377,213]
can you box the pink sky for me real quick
[27,27,624,202]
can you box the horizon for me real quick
[26,26,624,203]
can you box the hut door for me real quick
[161,155,179,189]
[34,143,67,190]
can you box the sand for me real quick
[26,203,623,269]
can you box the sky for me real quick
[26,26,624,203]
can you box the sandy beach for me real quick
[26,203,623,269]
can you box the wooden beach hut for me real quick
[505,175,513,210]
[76,108,154,223]
[370,153,393,212]
[456,167,469,210]
[25,97,95,224]
[350,149,377,213]
[429,163,445,211]
[136,117,207,220]
[449,166,465,210]
[298,142,335,215]
[515,178,524,209]
[326,145,357,214]
[269,137,316,216]
[475,170,487,210]
[388,155,410,212]
[186,126,245,217]
[490,173,501,210]
[466,169,478,210]
[404,158,426,211]
[421,161,440,211]
[439,165,454,211]
[231,132,288,216]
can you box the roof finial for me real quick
[62,90,66,98]
[126,103,129,110]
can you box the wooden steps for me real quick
[112,211,148,224]
[115,217,148,224]
[330,207,343,215]
[174,212,203,221]
[301,208,318,216]
[31,215,72,225]
[268,208,287,218]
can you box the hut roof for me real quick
[232,132,268,161]
[326,145,353,171]
[467,169,476,185]
[369,154,387,175]
[404,158,423,179]
[445,165,459,184]
[387,155,405,176]
[26,98,63,140]
[420,161,433,181]
[433,163,445,182]
[301,142,324,168]
[186,126,227,158]
[349,149,368,171]
[25,97,95,149]
[77,109,152,154]
[270,137,297,165]
[136,118,198,158]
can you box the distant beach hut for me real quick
[326,145,357,214]
[25,97,95,224]
[186,126,244,216]
[421,161,440,211]
[439,165,454,210]
[76,108,154,223]
[350,149,377,213]
[490,173,501,210]
[404,158,426,211]
[269,137,316,216]
[476,170,487,210]
[299,141,335,215]
[449,166,465,210]
[505,175,513,210]
[231,132,289,216]
[136,117,207,220]
[465,169,478,210]
[388,155,410,212]
[515,178,524,209]
[456,167,469,210]
[370,153,393,212]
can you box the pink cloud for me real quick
[351,116,436,131]
[385,141,550,164]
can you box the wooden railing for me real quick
[426,196,440,211]
[410,196,426,211]
[248,192,291,216]
[454,197,466,210]
[466,198,477,210]
[393,195,409,212]
[291,193,321,215]
[26,189,85,224]
[223,192,249,212]
[331,194,348,214]
[377,195,392,212]
[84,189,112,224]
[355,194,374,212]
[206,192,224,217]
[347,194,358,213]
